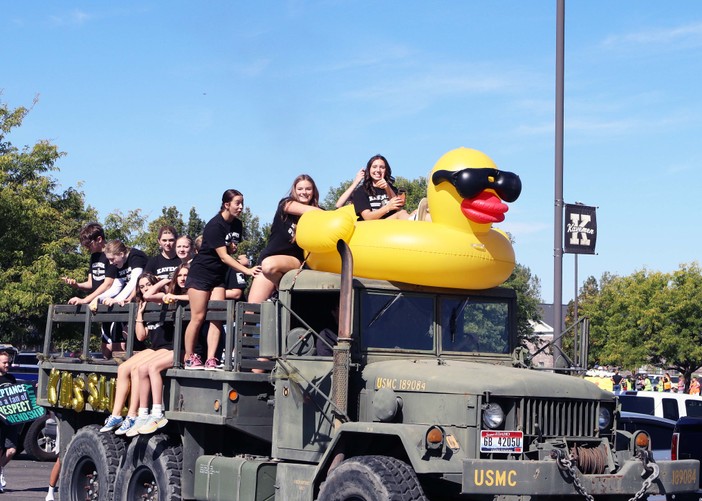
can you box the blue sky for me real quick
[3,1,702,303]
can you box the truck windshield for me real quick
[360,291,434,351]
[440,297,510,354]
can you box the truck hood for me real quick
[363,358,612,401]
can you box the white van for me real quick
[617,390,702,421]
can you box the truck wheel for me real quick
[59,424,126,501]
[318,455,427,501]
[23,414,58,462]
[113,433,183,501]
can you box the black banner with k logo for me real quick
[564,204,597,254]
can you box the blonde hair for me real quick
[104,240,128,255]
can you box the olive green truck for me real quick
[36,245,699,500]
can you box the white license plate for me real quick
[480,430,523,453]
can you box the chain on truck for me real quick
[37,148,700,500]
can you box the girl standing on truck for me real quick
[183,190,260,370]
[100,272,171,434]
[248,174,322,303]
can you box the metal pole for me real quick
[574,254,579,367]
[553,0,566,368]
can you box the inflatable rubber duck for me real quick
[296,148,521,289]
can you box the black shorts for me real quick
[0,423,20,450]
[185,263,225,291]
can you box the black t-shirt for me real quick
[225,267,248,292]
[258,200,304,262]
[145,254,181,280]
[113,249,149,283]
[146,321,174,350]
[89,252,111,293]
[352,184,397,220]
[612,374,623,385]
[189,214,243,284]
[0,373,17,386]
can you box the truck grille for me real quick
[520,398,600,438]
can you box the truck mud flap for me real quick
[462,458,699,496]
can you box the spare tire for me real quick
[22,414,58,462]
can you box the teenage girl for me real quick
[351,154,410,220]
[175,235,195,263]
[99,272,169,435]
[132,262,191,436]
[248,174,322,303]
[93,240,148,357]
[100,240,149,306]
[183,190,260,369]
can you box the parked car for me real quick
[10,351,40,382]
[667,416,702,501]
[617,390,702,421]
[617,411,676,461]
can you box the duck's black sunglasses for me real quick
[432,168,522,203]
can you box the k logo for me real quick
[564,204,597,254]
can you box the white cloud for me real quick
[49,9,92,27]
[601,21,702,50]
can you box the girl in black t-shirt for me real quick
[131,263,192,435]
[100,272,172,435]
[352,154,410,221]
[101,240,149,306]
[248,174,322,303]
[183,190,260,369]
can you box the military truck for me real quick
[36,243,699,500]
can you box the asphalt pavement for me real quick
[1,453,55,500]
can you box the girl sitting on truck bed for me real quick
[99,272,175,435]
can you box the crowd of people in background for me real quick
[611,368,701,395]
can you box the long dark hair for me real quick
[362,154,392,193]
[219,189,244,213]
[135,272,160,303]
[168,262,190,295]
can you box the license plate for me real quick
[480,430,523,453]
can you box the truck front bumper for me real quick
[462,458,700,496]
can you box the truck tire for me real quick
[23,414,58,462]
[59,424,126,501]
[113,432,183,501]
[318,455,427,501]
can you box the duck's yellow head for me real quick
[427,148,521,234]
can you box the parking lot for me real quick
[1,453,55,500]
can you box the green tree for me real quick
[563,275,600,362]
[103,209,148,247]
[503,263,542,341]
[0,99,94,345]
[581,265,702,388]
[648,263,702,391]
[238,207,269,263]
[185,207,205,239]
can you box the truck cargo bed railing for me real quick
[42,301,275,373]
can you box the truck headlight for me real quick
[598,407,611,430]
[482,402,505,429]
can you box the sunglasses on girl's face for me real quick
[432,168,522,203]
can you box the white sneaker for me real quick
[126,415,151,438]
[0,467,6,489]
